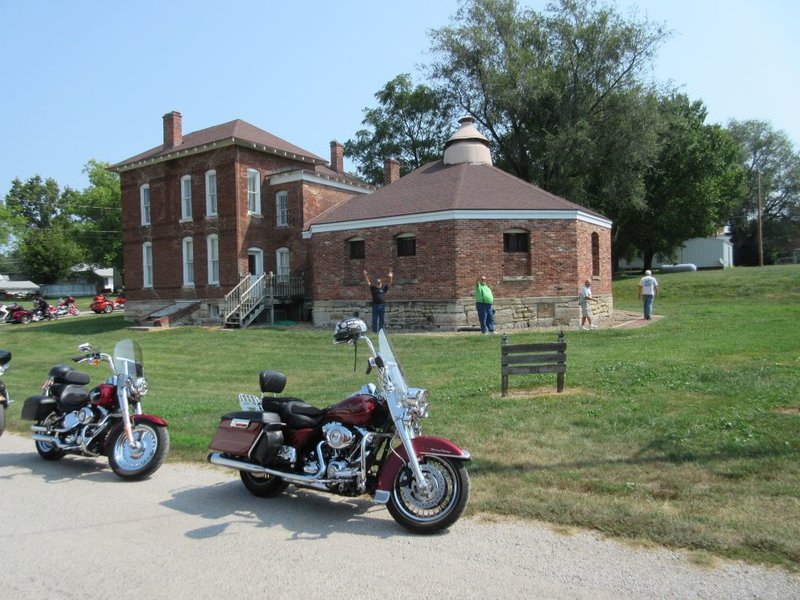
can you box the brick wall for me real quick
[310,217,613,330]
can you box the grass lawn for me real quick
[2,265,799,569]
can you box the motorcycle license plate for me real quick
[237,394,262,412]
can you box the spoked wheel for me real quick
[240,470,289,497]
[108,423,169,480]
[387,455,470,534]
[35,412,66,460]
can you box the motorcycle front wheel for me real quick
[108,423,169,480]
[35,413,66,460]
[387,455,470,534]
[103,304,113,314]
[240,470,289,497]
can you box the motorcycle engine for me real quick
[322,422,355,450]
[61,407,94,431]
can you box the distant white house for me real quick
[619,236,733,270]
[38,266,115,298]
[0,274,40,297]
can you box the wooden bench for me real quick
[500,332,566,395]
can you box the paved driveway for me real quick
[1,432,797,599]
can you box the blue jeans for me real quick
[371,303,385,332]
[476,302,495,333]
[642,295,654,319]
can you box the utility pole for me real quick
[757,171,764,267]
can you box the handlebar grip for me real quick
[72,356,84,362]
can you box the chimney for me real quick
[384,158,400,185]
[163,111,183,149]
[330,140,344,174]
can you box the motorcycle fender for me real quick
[103,414,168,451]
[374,435,471,497]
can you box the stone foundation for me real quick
[313,295,612,331]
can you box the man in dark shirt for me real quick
[363,269,393,333]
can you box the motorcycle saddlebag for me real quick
[21,395,58,421]
[208,411,283,465]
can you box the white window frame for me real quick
[247,168,261,215]
[207,234,219,285]
[142,242,153,288]
[180,175,192,221]
[276,247,290,282]
[182,237,194,287]
[205,170,217,217]
[276,190,289,227]
[140,184,150,226]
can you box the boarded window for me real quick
[396,234,416,257]
[504,231,529,253]
[348,239,365,260]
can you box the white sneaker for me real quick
[590,325,597,329]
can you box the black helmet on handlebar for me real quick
[333,317,367,344]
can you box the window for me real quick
[181,175,192,220]
[396,233,416,257]
[276,191,289,227]
[504,230,529,253]
[591,232,600,277]
[247,168,261,214]
[207,235,219,285]
[140,184,150,226]
[348,238,365,260]
[182,237,194,286]
[205,170,217,217]
[276,247,290,282]
[142,242,153,288]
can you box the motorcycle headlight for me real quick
[405,387,428,408]
[127,377,149,398]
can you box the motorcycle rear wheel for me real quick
[103,304,114,314]
[108,423,169,480]
[19,315,31,324]
[35,413,66,460]
[387,455,470,534]
[240,470,288,497]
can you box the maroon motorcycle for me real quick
[3,302,34,324]
[21,340,170,480]
[208,318,471,533]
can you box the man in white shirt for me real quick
[578,279,598,330]
[638,270,659,320]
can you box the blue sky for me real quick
[1,0,798,200]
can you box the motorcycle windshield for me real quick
[114,339,144,379]
[378,329,407,397]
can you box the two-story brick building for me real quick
[306,117,613,330]
[111,111,373,325]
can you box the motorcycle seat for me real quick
[60,384,91,410]
[268,399,323,429]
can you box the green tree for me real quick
[16,228,81,284]
[426,0,668,258]
[726,119,800,265]
[68,160,122,272]
[345,74,456,186]
[4,175,80,283]
[616,95,746,270]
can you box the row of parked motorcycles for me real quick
[2,296,80,324]
[0,319,471,533]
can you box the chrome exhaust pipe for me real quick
[31,433,79,451]
[207,452,330,491]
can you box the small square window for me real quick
[397,237,416,257]
[349,240,365,260]
[504,232,529,253]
